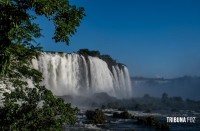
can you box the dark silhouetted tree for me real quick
[161,92,168,103]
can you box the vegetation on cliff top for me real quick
[77,49,125,69]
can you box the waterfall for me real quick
[32,52,132,98]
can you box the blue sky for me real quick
[36,0,200,78]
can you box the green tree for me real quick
[0,0,85,130]
[0,86,79,130]
[0,0,85,75]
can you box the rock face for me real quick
[32,52,132,98]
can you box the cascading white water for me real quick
[32,52,132,98]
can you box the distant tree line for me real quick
[99,93,200,112]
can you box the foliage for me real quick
[0,0,85,130]
[0,0,85,75]
[113,111,132,119]
[77,49,101,57]
[77,49,125,70]
[0,86,79,130]
[136,116,169,130]
[85,109,105,124]
[0,44,42,90]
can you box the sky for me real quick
[36,0,200,78]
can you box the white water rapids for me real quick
[32,52,132,98]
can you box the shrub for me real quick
[113,111,132,119]
[85,109,105,124]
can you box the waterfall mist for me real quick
[32,52,132,99]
